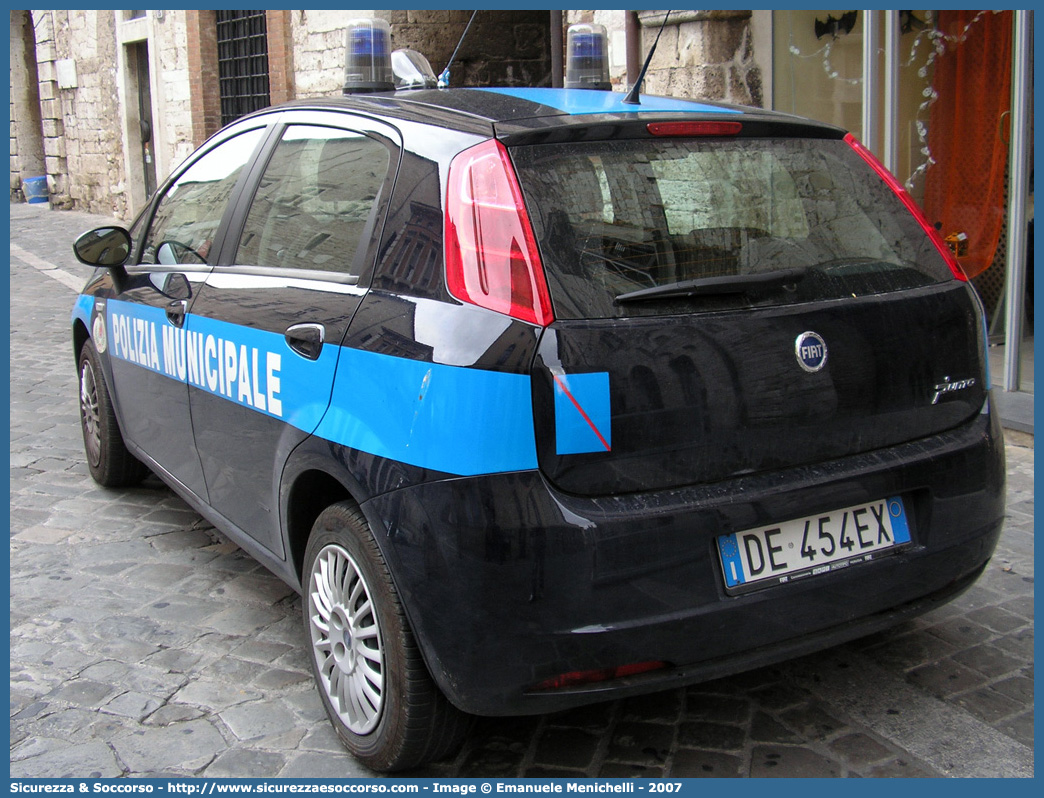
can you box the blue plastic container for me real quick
[23,175,48,204]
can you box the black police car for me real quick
[71,56,1004,770]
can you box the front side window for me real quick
[235,125,390,274]
[141,128,265,265]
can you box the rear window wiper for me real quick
[615,267,807,303]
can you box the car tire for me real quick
[303,501,471,771]
[77,339,149,487]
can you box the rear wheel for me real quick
[77,339,148,487]
[303,502,470,771]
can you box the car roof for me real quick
[252,87,846,142]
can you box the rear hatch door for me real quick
[510,129,986,496]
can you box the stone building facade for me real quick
[11,10,126,212]
[564,9,762,105]
[633,10,762,106]
[9,11,45,199]
[9,9,761,218]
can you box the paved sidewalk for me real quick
[8,202,1034,778]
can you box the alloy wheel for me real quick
[307,543,385,734]
[79,360,102,468]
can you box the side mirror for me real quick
[73,226,132,267]
[162,272,192,301]
[157,240,208,266]
[157,241,178,266]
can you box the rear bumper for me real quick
[362,408,1005,716]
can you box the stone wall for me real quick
[290,10,356,98]
[564,10,763,105]
[26,11,197,216]
[291,9,552,97]
[18,9,758,215]
[153,14,195,176]
[33,10,126,214]
[387,9,552,88]
[10,10,46,200]
[637,10,762,107]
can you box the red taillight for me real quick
[845,133,967,282]
[647,120,742,137]
[534,661,667,691]
[444,138,555,327]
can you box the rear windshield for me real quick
[511,137,954,319]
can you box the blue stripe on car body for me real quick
[100,298,539,477]
[477,87,743,116]
[72,293,94,327]
[553,371,611,455]
[315,349,538,477]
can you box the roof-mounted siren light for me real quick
[343,18,395,94]
[565,23,611,91]
[392,49,438,90]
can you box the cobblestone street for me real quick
[9,202,1035,779]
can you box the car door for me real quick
[104,123,271,499]
[185,111,400,556]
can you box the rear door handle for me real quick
[166,299,187,327]
[285,323,325,360]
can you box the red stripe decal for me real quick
[552,374,611,452]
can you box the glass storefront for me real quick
[772,10,1033,429]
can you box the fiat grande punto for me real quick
[71,86,1005,770]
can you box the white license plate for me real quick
[717,496,911,593]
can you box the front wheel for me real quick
[78,339,148,487]
[303,502,470,771]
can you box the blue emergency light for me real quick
[344,18,395,94]
[565,23,611,91]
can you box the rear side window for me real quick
[512,138,955,318]
[235,125,390,274]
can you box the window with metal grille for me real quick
[217,10,270,126]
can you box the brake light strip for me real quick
[845,133,967,282]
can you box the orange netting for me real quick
[922,10,1012,279]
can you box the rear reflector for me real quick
[534,661,667,691]
[647,121,742,137]
[845,133,967,282]
[445,138,555,327]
